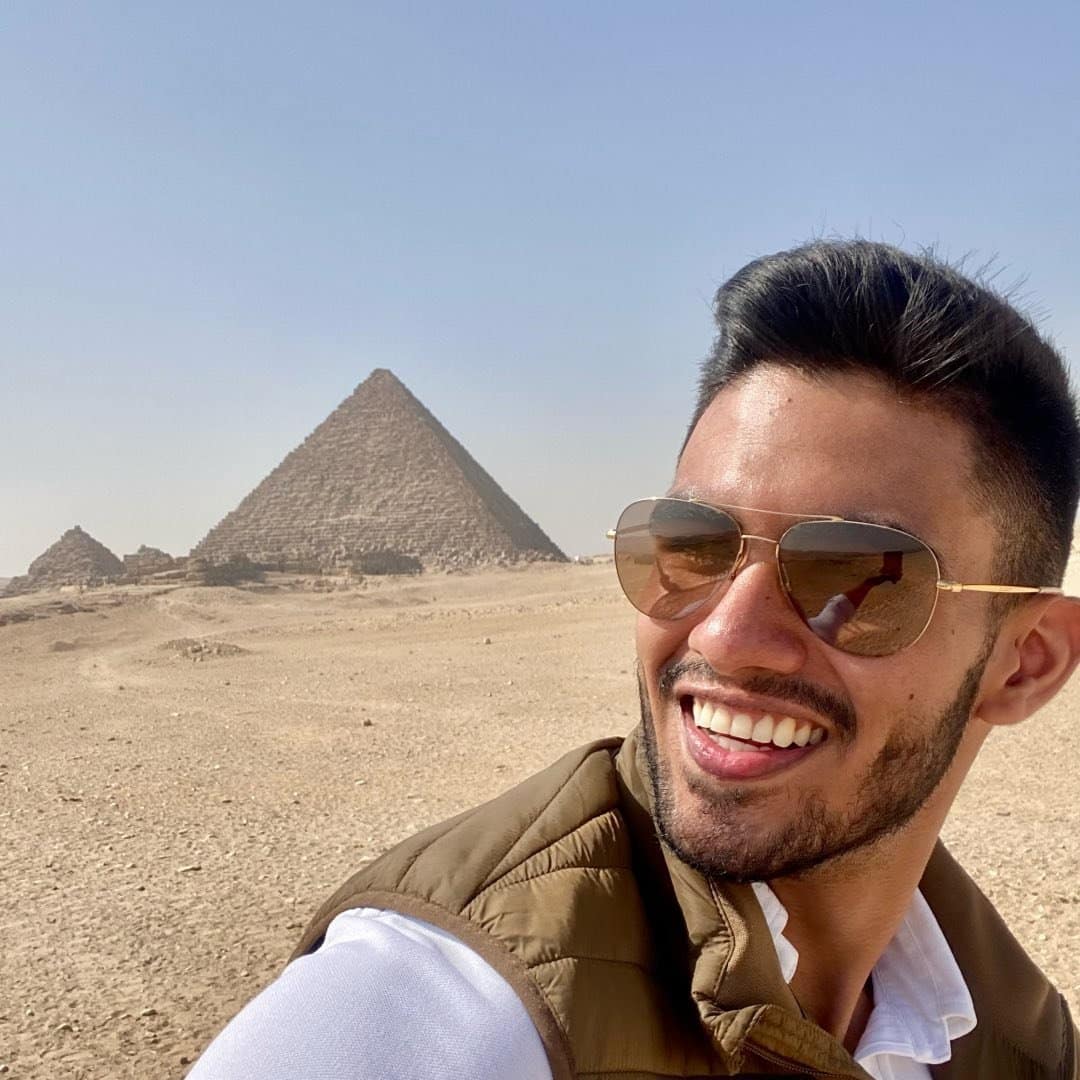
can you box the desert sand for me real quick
[1,560,1077,1078]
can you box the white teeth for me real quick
[710,733,769,753]
[692,697,826,750]
[771,716,796,748]
[750,716,775,744]
[730,712,754,741]
[709,705,732,735]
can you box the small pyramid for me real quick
[192,369,566,569]
[22,526,124,590]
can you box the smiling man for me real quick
[192,242,1080,1079]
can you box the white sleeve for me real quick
[188,907,554,1080]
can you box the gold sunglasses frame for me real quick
[606,496,1063,655]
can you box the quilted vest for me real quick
[292,730,1077,1079]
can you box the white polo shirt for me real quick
[190,885,976,1079]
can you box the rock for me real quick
[161,638,248,661]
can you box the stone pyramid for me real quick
[192,369,566,570]
[17,526,124,591]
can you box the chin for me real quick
[656,775,840,883]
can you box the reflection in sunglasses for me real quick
[613,498,1063,658]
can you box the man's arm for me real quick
[188,908,553,1080]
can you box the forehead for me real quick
[674,367,996,566]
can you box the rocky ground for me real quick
[1,561,1077,1078]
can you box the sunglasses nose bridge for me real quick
[721,532,778,581]
[736,533,781,571]
[727,533,798,613]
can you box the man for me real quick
[192,241,1080,1078]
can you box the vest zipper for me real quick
[747,1041,861,1078]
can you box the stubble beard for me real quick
[638,652,989,883]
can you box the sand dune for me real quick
[1,560,1077,1078]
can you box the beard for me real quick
[639,648,990,883]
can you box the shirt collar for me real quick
[751,882,977,1067]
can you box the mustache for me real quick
[656,658,857,739]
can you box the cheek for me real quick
[840,655,945,734]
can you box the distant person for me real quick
[190,241,1080,1078]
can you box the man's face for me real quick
[637,366,1000,881]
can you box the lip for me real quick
[680,704,822,781]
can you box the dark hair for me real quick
[688,240,1079,585]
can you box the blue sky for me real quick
[2,2,1078,575]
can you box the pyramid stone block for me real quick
[192,369,566,570]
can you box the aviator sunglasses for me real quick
[609,497,1062,658]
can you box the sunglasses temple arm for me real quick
[937,582,1064,595]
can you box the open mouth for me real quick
[680,696,828,779]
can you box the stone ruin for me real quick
[122,545,177,578]
[349,550,423,576]
[191,368,566,572]
[182,556,263,586]
[2,532,187,597]
[3,526,124,595]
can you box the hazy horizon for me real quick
[4,2,1079,577]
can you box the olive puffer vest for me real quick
[292,730,1077,1079]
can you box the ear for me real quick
[975,596,1080,728]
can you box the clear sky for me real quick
[2,2,1078,576]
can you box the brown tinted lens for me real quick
[779,521,939,656]
[614,499,742,620]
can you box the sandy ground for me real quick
[1,560,1077,1078]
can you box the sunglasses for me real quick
[609,497,1062,657]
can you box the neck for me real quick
[767,726,984,1051]
[768,822,941,1052]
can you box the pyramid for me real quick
[14,526,124,592]
[192,369,566,570]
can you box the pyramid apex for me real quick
[352,368,412,399]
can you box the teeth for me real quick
[709,705,732,735]
[690,697,826,750]
[750,716,775,744]
[710,733,769,753]
[772,716,796,748]
[730,712,754,741]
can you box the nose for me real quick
[685,545,810,677]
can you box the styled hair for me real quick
[688,240,1079,585]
